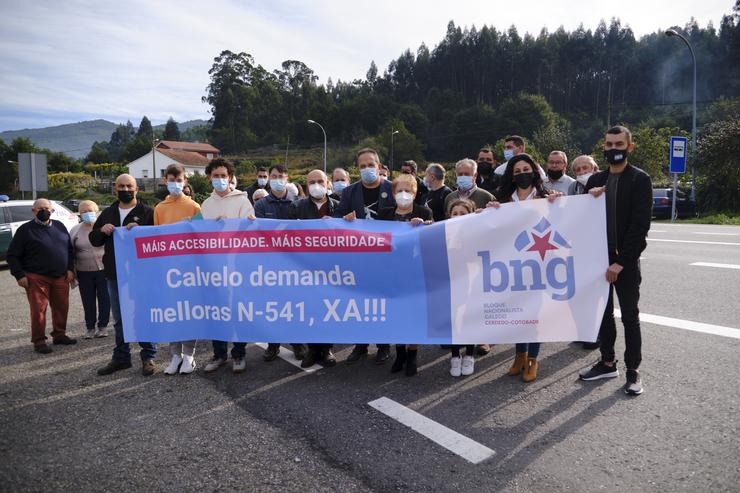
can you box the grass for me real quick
[654,213,740,225]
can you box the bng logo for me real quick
[477,217,575,301]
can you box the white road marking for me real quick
[253,343,320,372]
[690,262,740,270]
[647,238,740,246]
[615,310,740,340]
[650,229,667,233]
[368,396,495,464]
[693,232,739,236]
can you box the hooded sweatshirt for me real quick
[200,189,255,220]
[154,193,201,225]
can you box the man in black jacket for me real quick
[290,169,339,368]
[244,166,270,203]
[579,126,652,396]
[90,174,157,377]
[475,147,499,194]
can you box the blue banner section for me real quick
[114,218,452,343]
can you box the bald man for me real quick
[90,174,157,376]
[7,198,76,353]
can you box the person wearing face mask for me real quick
[7,198,77,354]
[568,155,599,195]
[443,158,494,217]
[329,167,350,200]
[400,160,429,205]
[285,182,300,202]
[245,166,271,203]
[254,164,308,362]
[70,200,110,340]
[475,147,500,194]
[199,158,255,374]
[544,150,575,195]
[422,163,452,222]
[154,164,202,375]
[578,125,652,397]
[289,169,340,368]
[494,135,547,180]
[486,154,560,383]
[91,174,157,376]
[376,174,433,376]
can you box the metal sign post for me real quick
[669,137,688,222]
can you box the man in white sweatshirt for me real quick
[200,158,255,374]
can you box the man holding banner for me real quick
[579,125,652,396]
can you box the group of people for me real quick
[6,125,651,395]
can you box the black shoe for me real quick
[34,344,53,354]
[53,335,77,345]
[142,359,156,377]
[624,369,644,396]
[301,349,320,368]
[391,345,406,373]
[375,345,391,364]
[346,345,368,364]
[97,360,132,376]
[475,344,491,356]
[320,350,337,367]
[292,344,307,361]
[405,349,418,376]
[263,344,280,362]
[582,340,600,350]
[579,360,619,381]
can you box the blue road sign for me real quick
[669,136,688,174]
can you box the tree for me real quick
[85,142,111,164]
[137,116,153,141]
[163,117,181,140]
[696,116,740,212]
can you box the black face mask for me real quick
[36,209,51,222]
[547,169,564,180]
[514,172,535,189]
[117,190,135,203]
[477,162,493,176]
[604,148,628,165]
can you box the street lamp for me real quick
[390,129,399,179]
[151,138,160,190]
[307,120,327,174]
[666,28,697,202]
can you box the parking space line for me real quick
[647,238,740,246]
[615,310,740,340]
[368,396,495,464]
[690,262,740,270]
[693,232,739,236]
[253,343,320,372]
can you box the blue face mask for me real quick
[167,181,184,196]
[360,167,378,183]
[503,149,515,161]
[457,175,474,191]
[270,179,287,193]
[81,212,97,223]
[211,178,229,193]
[333,181,347,193]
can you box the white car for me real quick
[0,199,79,236]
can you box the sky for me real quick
[0,0,733,131]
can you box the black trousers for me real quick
[599,261,642,370]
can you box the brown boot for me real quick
[507,352,528,376]
[522,357,539,382]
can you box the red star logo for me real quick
[527,231,559,260]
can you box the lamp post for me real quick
[390,129,399,179]
[666,28,697,202]
[151,138,160,190]
[307,120,327,174]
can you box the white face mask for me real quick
[395,191,414,208]
[308,183,327,199]
[576,172,593,186]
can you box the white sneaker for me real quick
[450,357,462,377]
[204,357,227,373]
[180,354,196,374]
[461,356,475,376]
[164,355,183,375]
[84,329,95,339]
[232,357,246,373]
[94,328,109,338]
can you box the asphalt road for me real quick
[1,221,739,492]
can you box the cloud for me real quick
[0,0,731,131]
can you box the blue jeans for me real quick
[77,270,110,330]
[108,280,156,362]
[212,340,246,359]
[515,342,540,358]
